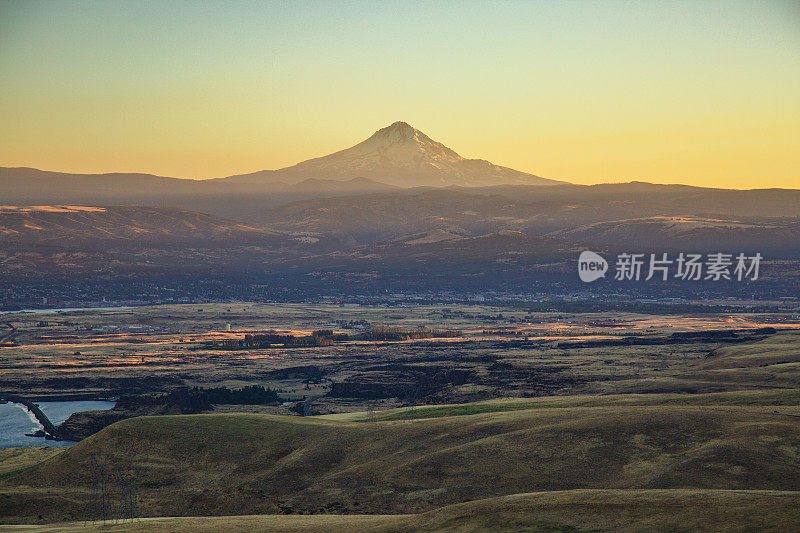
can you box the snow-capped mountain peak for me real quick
[224,122,565,188]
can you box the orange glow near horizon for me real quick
[1,1,798,189]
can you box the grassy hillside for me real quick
[0,205,286,247]
[0,448,61,478]
[2,402,800,524]
[369,389,800,421]
[686,332,800,388]
[405,489,800,533]
[4,490,800,532]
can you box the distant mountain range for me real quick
[4,121,797,222]
[0,121,561,207]
[2,121,799,302]
[257,187,800,252]
[0,166,395,212]
[2,185,800,255]
[549,216,800,254]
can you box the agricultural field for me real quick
[2,303,799,406]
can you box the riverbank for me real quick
[0,395,64,439]
[0,400,115,449]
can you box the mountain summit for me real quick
[223,121,564,188]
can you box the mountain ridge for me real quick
[0,205,290,247]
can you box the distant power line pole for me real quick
[85,453,109,525]
[117,464,138,523]
[84,455,138,525]
[406,392,417,422]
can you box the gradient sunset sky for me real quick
[1,0,798,188]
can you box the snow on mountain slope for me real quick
[223,121,565,188]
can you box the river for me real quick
[0,400,115,448]
[0,306,132,315]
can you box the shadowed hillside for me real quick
[549,216,800,255]
[2,403,800,524]
[0,206,289,248]
[0,168,396,218]
[686,332,800,389]
[5,490,800,532]
[258,187,800,254]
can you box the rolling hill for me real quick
[0,205,289,247]
[549,216,800,255]
[2,402,800,524]
[258,187,800,254]
[258,189,537,245]
[0,168,395,217]
[6,490,800,532]
[299,230,583,275]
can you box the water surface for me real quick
[0,400,115,448]
[0,306,132,315]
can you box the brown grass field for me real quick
[2,397,800,529]
[2,489,800,532]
